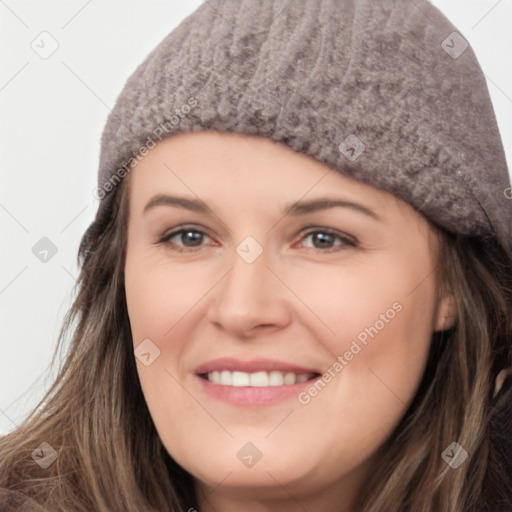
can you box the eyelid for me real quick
[159,224,215,248]
[296,227,358,250]
[158,224,358,253]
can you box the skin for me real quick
[124,131,458,512]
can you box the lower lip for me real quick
[195,374,319,407]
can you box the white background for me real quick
[1,0,511,435]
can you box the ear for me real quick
[434,288,458,332]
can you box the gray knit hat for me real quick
[96,0,512,252]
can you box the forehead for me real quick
[126,131,401,211]
[123,131,441,270]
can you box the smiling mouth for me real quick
[199,370,320,387]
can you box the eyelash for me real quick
[158,225,358,254]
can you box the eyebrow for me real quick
[143,194,210,215]
[143,194,381,221]
[285,198,381,220]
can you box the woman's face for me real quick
[124,131,456,510]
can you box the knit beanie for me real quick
[95,0,512,253]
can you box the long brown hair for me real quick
[1,168,511,512]
[355,230,512,512]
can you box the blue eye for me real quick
[299,229,357,252]
[160,227,213,252]
[158,226,357,253]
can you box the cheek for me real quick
[124,257,210,428]
[124,255,214,452]
[290,257,437,446]
[125,253,213,344]
[286,254,437,356]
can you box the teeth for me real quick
[205,370,315,386]
[250,371,270,387]
[232,371,250,386]
[220,370,231,385]
[268,371,284,386]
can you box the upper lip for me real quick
[195,357,320,375]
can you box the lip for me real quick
[194,357,319,375]
[194,357,321,407]
[194,374,319,407]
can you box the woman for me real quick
[1,1,511,511]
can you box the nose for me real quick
[206,245,292,339]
